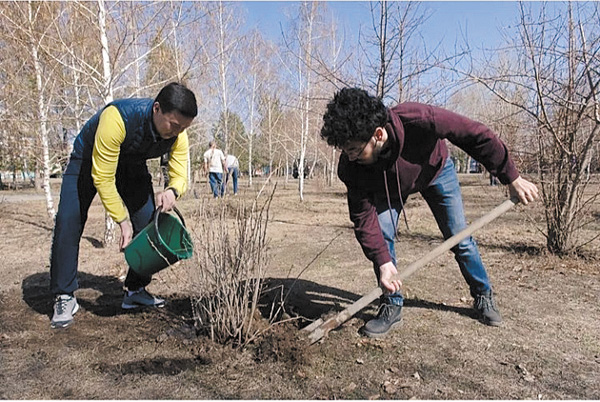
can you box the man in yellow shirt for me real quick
[50,82,197,329]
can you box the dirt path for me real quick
[1,176,599,399]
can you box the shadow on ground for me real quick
[260,277,478,326]
[22,273,479,330]
[21,271,192,319]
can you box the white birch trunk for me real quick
[217,1,230,155]
[246,33,262,187]
[168,2,191,187]
[297,48,305,201]
[267,105,273,175]
[28,0,55,218]
[247,71,258,187]
[98,0,116,245]
[70,55,81,155]
[297,2,316,201]
[170,1,183,81]
[329,148,336,186]
[285,154,289,185]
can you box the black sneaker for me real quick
[474,292,502,326]
[121,288,166,310]
[361,299,402,339]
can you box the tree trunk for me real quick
[297,2,317,201]
[28,0,55,218]
[375,0,388,98]
[98,0,116,245]
[329,148,336,186]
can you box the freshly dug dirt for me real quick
[1,175,599,399]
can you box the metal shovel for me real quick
[303,197,519,344]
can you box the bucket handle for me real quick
[153,206,187,247]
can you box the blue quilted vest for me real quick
[70,98,177,164]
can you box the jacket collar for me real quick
[146,101,161,142]
[379,107,403,170]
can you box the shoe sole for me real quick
[361,320,402,339]
[121,301,166,310]
[481,318,503,327]
[50,303,80,329]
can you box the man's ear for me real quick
[153,102,161,114]
[374,127,385,141]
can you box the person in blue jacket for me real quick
[50,82,197,329]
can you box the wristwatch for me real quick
[168,187,179,199]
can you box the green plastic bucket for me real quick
[124,207,193,277]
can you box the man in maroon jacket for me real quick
[320,88,538,338]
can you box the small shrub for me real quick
[190,187,275,347]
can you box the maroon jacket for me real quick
[338,102,520,268]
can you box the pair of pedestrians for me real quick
[202,142,238,197]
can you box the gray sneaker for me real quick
[474,292,502,326]
[121,288,166,310]
[51,294,80,329]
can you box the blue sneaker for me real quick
[51,294,79,329]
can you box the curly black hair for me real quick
[320,87,387,148]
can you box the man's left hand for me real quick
[156,189,177,212]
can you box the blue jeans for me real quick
[209,172,224,198]
[50,159,155,295]
[226,167,239,194]
[376,158,492,306]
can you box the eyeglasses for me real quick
[341,137,373,161]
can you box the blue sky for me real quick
[242,1,525,51]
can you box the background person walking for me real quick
[203,141,226,198]
[225,153,239,195]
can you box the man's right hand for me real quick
[119,219,133,251]
[509,175,539,205]
[379,262,402,294]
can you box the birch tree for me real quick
[201,1,243,155]
[48,1,192,243]
[281,2,322,200]
[93,0,117,243]
[258,95,285,178]
[240,30,268,186]
[0,1,60,217]
[315,10,346,185]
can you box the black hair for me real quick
[320,87,387,148]
[155,82,198,118]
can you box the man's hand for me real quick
[379,262,402,294]
[508,176,539,205]
[156,188,177,212]
[119,219,133,251]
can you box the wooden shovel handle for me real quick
[305,197,519,344]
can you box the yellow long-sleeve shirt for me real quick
[91,106,188,223]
